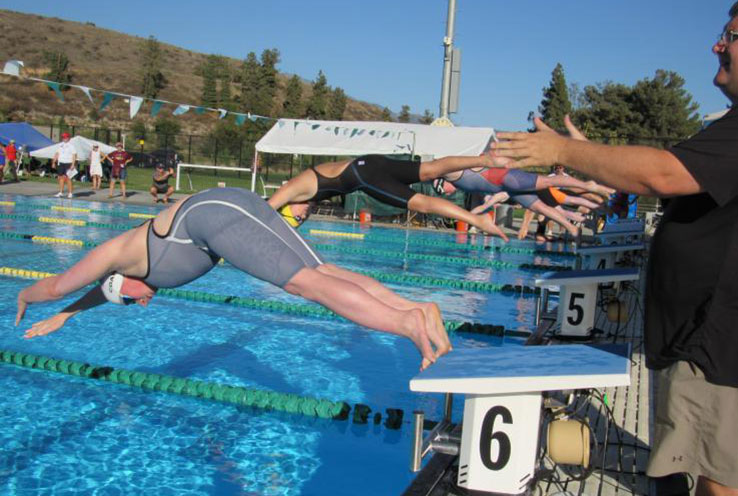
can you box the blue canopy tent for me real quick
[0,122,53,165]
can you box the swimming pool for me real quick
[0,193,571,495]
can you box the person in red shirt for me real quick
[0,139,19,183]
[106,142,132,199]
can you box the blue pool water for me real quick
[0,193,570,495]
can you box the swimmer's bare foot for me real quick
[420,302,452,359]
[568,212,586,223]
[404,308,437,371]
[477,214,509,242]
[586,181,615,197]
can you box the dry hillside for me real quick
[0,9,385,133]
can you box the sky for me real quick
[1,0,733,130]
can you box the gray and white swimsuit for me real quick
[142,187,323,289]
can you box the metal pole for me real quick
[411,411,425,472]
[439,0,457,120]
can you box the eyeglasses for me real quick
[718,29,738,45]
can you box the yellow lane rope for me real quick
[309,229,365,240]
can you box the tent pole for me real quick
[251,150,259,193]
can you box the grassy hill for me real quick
[0,9,386,134]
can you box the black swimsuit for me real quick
[310,155,422,209]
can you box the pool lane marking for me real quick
[3,201,156,219]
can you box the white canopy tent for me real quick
[30,136,117,161]
[251,118,496,191]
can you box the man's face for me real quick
[713,16,738,103]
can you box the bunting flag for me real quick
[100,92,116,111]
[45,81,64,101]
[234,114,247,126]
[218,109,228,119]
[194,106,206,115]
[2,60,24,76]
[173,104,190,116]
[77,86,94,103]
[150,100,164,117]
[129,96,144,119]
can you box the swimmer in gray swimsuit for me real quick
[15,188,450,370]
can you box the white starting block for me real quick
[595,218,645,245]
[409,344,631,494]
[575,242,645,270]
[534,268,640,337]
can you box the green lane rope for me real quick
[0,231,557,291]
[0,349,348,420]
[0,200,156,220]
[313,243,570,272]
[1,266,533,339]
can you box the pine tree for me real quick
[200,55,219,108]
[538,63,572,131]
[282,75,303,118]
[219,78,233,111]
[239,52,261,113]
[398,105,411,123]
[42,50,73,86]
[328,87,347,120]
[256,48,280,117]
[420,109,434,124]
[380,107,393,122]
[305,70,330,120]
[140,36,167,99]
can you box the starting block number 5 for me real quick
[559,284,598,337]
[458,393,542,494]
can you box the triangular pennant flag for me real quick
[150,100,164,117]
[194,107,206,115]
[334,127,339,135]
[2,60,24,76]
[129,96,144,119]
[234,114,247,126]
[218,109,228,119]
[350,129,359,138]
[100,92,116,111]
[369,130,376,136]
[311,124,320,130]
[77,86,94,103]
[248,113,258,122]
[277,120,285,128]
[45,81,64,101]
[382,131,391,138]
[356,129,365,136]
[293,121,300,131]
[172,104,190,116]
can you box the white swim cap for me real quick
[101,273,130,305]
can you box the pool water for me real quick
[0,193,570,495]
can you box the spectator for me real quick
[106,142,132,199]
[0,139,19,183]
[150,163,175,203]
[88,144,107,191]
[51,133,76,198]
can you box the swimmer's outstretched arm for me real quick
[20,286,108,338]
[267,169,319,210]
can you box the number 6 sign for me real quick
[458,393,542,493]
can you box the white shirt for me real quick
[89,149,102,166]
[56,142,77,163]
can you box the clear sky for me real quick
[1,0,733,130]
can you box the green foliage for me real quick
[153,117,181,149]
[219,78,233,111]
[420,109,434,125]
[258,49,280,117]
[305,70,330,120]
[571,69,701,146]
[538,63,571,131]
[139,36,167,99]
[131,121,147,141]
[238,52,261,113]
[328,87,347,120]
[380,107,393,122]
[42,50,73,87]
[282,75,303,118]
[398,105,411,123]
[200,55,219,108]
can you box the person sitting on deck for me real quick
[15,187,450,371]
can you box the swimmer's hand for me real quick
[23,313,69,339]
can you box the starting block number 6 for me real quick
[458,393,542,494]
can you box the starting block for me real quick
[575,242,644,270]
[409,344,630,494]
[534,268,640,337]
[595,218,645,245]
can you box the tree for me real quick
[305,70,330,120]
[282,75,303,118]
[256,48,280,117]
[419,109,434,124]
[219,78,233,111]
[380,107,393,122]
[538,63,572,131]
[200,55,219,108]
[328,87,347,120]
[153,117,181,149]
[131,121,147,141]
[140,36,167,99]
[398,105,411,123]
[42,50,72,87]
[239,52,261,113]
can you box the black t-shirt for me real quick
[645,106,738,386]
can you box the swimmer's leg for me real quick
[518,208,535,240]
[562,195,600,210]
[284,267,438,370]
[316,263,451,357]
[535,175,615,197]
[417,155,495,181]
[407,193,509,241]
[528,200,579,237]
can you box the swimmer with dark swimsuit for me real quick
[267,153,510,240]
[15,187,450,371]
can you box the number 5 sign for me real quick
[559,284,597,336]
[458,392,542,494]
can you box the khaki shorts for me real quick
[647,361,738,488]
